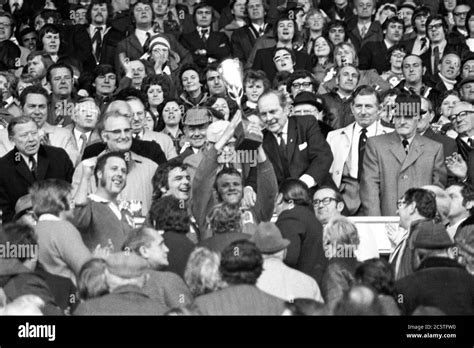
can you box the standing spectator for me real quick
[193,240,285,315]
[159,99,185,153]
[304,9,325,56]
[0,71,22,118]
[346,0,383,53]
[360,93,447,216]
[47,62,77,126]
[445,183,474,241]
[221,0,247,40]
[450,101,474,161]
[142,74,173,126]
[380,44,407,88]
[399,2,416,41]
[72,152,133,252]
[275,179,328,284]
[204,64,226,97]
[180,1,231,69]
[230,0,272,64]
[311,36,335,84]
[324,20,348,47]
[26,51,53,91]
[242,70,270,115]
[0,116,74,222]
[401,5,431,56]
[30,179,92,284]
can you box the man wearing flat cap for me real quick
[253,222,323,303]
[395,219,474,315]
[176,107,212,162]
[74,252,169,315]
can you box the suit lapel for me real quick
[287,118,297,162]
[130,34,143,55]
[14,155,35,183]
[36,147,49,180]
[388,133,407,165]
[263,132,283,175]
[401,135,424,172]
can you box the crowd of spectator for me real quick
[0,0,473,316]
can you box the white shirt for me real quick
[89,25,107,51]
[348,121,378,178]
[89,194,122,221]
[135,28,154,47]
[447,218,466,241]
[274,120,288,145]
[20,153,38,171]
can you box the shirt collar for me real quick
[354,121,378,137]
[38,214,61,221]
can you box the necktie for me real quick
[79,133,88,155]
[200,28,209,43]
[420,37,427,51]
[40,133,50,146]
[12,3,19,13]
[278,132,286,153]
[360,24,367,39]
[92,27,103,62]
[29,156,37,178]
[402,138,410,154]
[308,38,316,55]
[358,128,367,179]
[143,32,151,53]
[258,27,264,36]
[433,46,440,75]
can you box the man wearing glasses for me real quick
[312,186,345,226]
[451,3,471,39]
[360,93,447,216]
[420,15,469,78]
[72,110,158,216]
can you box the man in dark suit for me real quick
[230,0,272,64]
[257,90,333,188]
[346,0,383,53]
[180,2,231,69]
[0,116,74,223]
[450,101,474,161]
[359,16,404,74]
[400,6,431,56]
[194,240,285,315]
[115,0,191,76]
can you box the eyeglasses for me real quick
[449,111,473,121]
[427,23,443,31]
[273,53,291,63]
[454,11,469,17]
[104,128,132,135]
[292,81,312,89]
[313,197,337,207]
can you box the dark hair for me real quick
[192,2,214,26]
[324,19,347,40]
[148,196,190,234]
[273,13,298,42]
[273,46,296,65]
[29,179,73,217]
[46,62,73,83]
[204,95,238,120]
[86,0,112,25]
[387,43,407,64]
[0,223,37,262]
[152,158,189,200]
[243,69,271,91]
[37,24,61,50]
[425,15,449,36]
[312,36,334,66]
[272,71,291,90]
[94,151,128,183]
[450,183,474,215]
[0,40,20,70]
[402,188,437,219]
[141,74,172,102]
[310,185,344,204]
[93,64,116,81]
[382,15,404,31]
[351,85,381,104]
[279,178,311,206]
[115,87,147,106]
[208,203,242,235]
[7,116,36,137]
[220,240,263,285]
[122,226,157,254]
[130,0,155,24]
[19,85,49,107]
[355,258,396,297]
[179,63,202,88]
[466,9,474,37]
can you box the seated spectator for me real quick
[0,222,63,315]
[275,179,328,284]
[253,222,324,303]
[26,51,53,92]
[355,258,401,315]
[73,252,168,315]
[46,62,78,126]
[148,195,195,279]
[312,185,346,227]
[141,74,174,129]
[221,0,247,40]
[395,222,474,315]
[380,44,407,88]
[205,95,238,122]
[122,226,193,308]
[242,69,270,116]
[321,216,360,311]
[37,24,62,63]
[193,240,285,315]
[184,247,226,297]
[324,20,347,47]
[203,63,226,97]
[30,179,92,284]
[0,71,21,118]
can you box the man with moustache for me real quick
[258,89,333,189]
[360,93,447,216]
[26,51,53,91]
[72,152,132,252]
[72,110,158,216]
[0,116,74,222]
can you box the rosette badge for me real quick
[217,58,244,107]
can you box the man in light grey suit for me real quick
[326,85,393,215]
[360,93,447,216]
